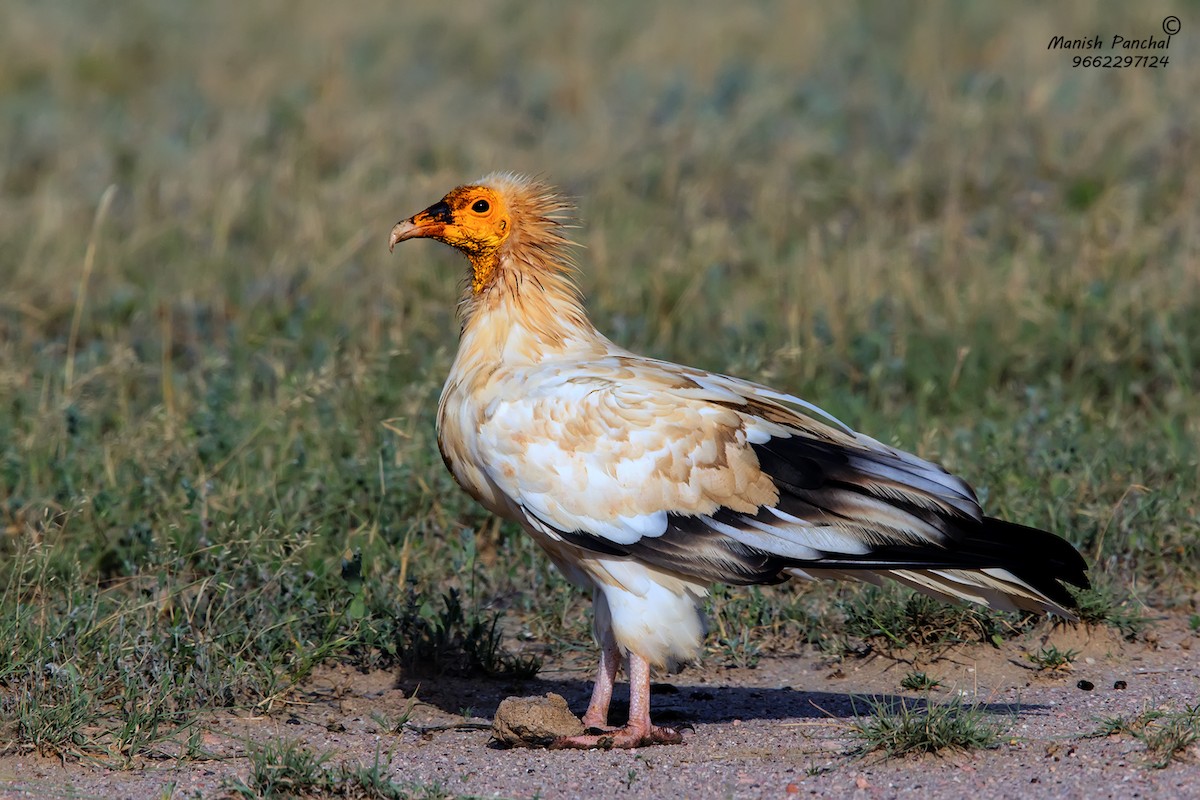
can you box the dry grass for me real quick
[1,0,1197,767]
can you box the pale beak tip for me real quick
[389,219,418,253]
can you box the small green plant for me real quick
[715,628,762,669]
[1136,708,1200,770]
[1028,645,1078,671]
[848,695,1007,758]
[1087,705,1200,769]
[370,696,420,734]
[1089,714,1136,738]
[224,740,449,799]
[1069,585,1149,639]
[226,739,330,798]
[337,750,455,800]
[900,671,942,692]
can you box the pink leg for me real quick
[581,632,621,730]
[552,650,684,749]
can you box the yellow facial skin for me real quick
[390,186,512,293]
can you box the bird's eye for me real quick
[471,199,490,214]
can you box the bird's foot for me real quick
[550,724,684,750]
[578,714,614,733]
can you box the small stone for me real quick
[492,693,585,748]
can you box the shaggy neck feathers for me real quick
[458,174,593,356]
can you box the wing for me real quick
[473,354,1088,609]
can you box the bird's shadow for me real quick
[397,672,1039,724]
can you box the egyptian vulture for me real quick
[388,173,1088,749]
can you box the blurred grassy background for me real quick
[1,0,1197,761]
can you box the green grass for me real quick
[1070,582,1151,639]
[393,588,542,679]
[840,585,1027,652]
[849,695,1008,758]
[1088,705,1200,769]
[1027,645,1078,672]
[900,671,942,692]
[224,739,460,799]
[2,0,1198,765]
[705,584,825,667]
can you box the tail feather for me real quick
[787,517,1090,618]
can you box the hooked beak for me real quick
[388,199,453,252]
[388,218,423,252]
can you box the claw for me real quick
[550,724,684,750]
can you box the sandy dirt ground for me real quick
[1,616,1196,800]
